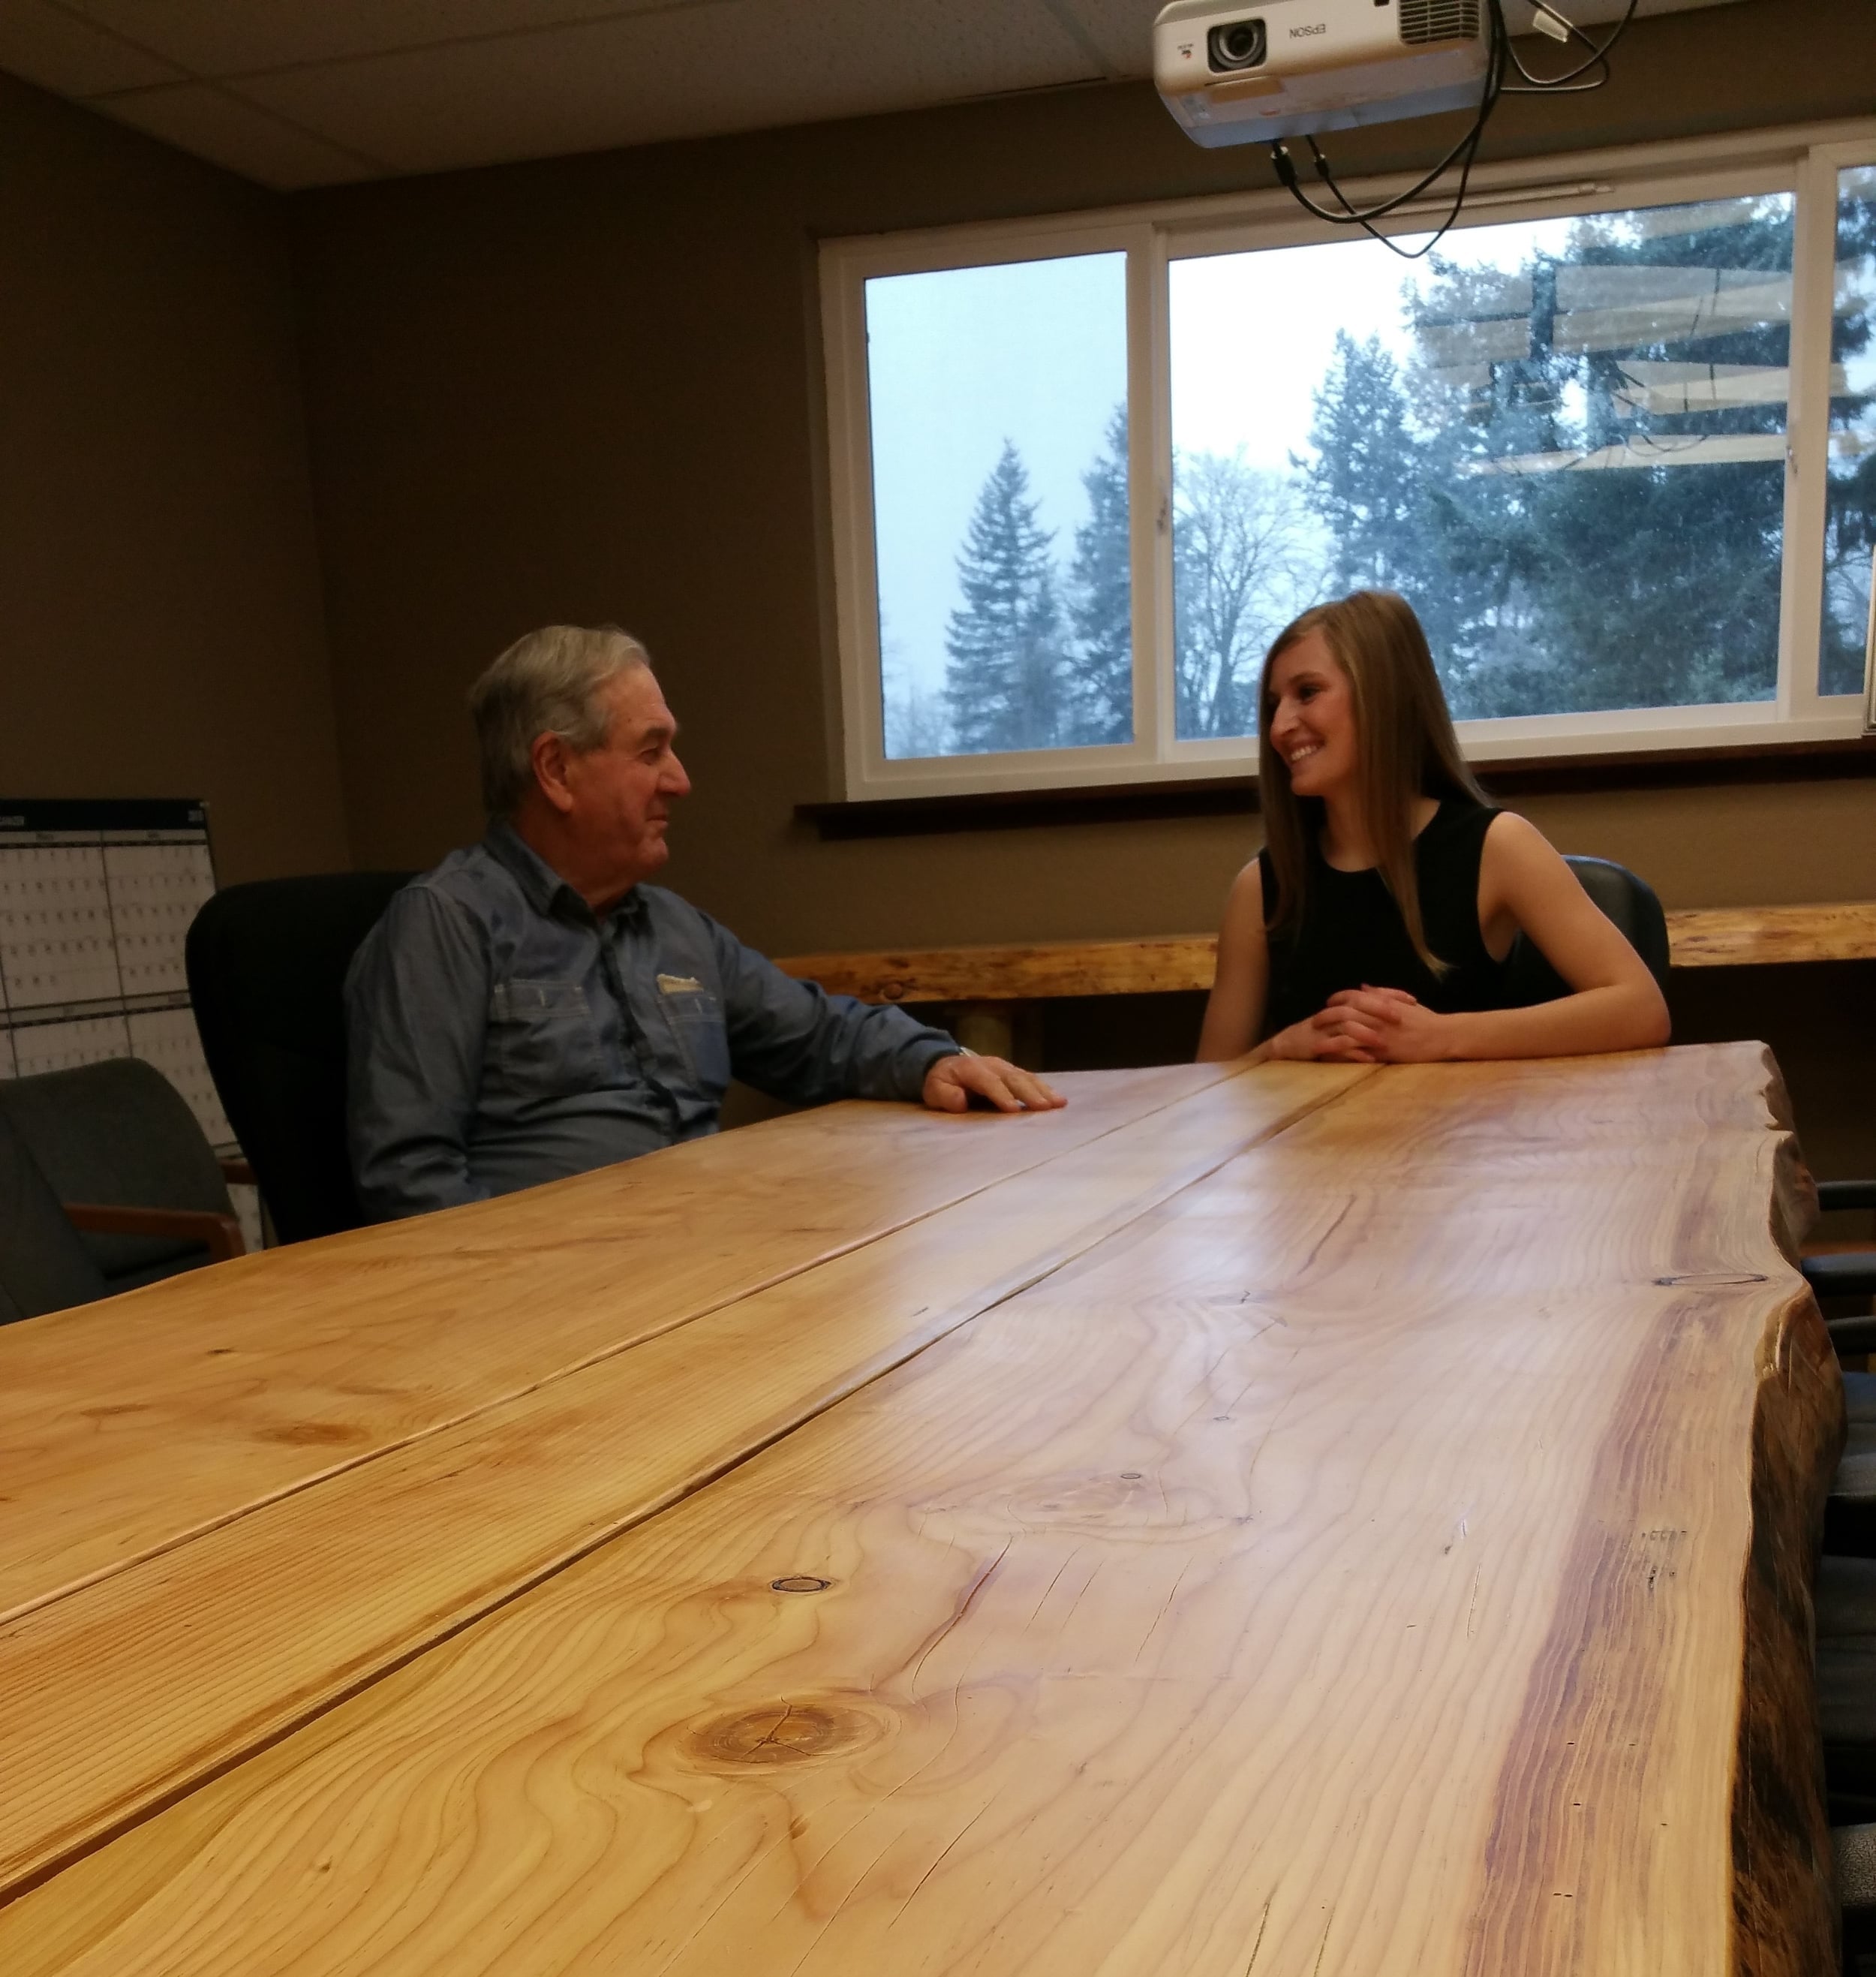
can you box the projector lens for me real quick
[1207,20,1267,70]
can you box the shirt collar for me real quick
[483,818,644,926]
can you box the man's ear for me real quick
[530,732,576,817]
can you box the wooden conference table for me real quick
[0,1043,1844,1975]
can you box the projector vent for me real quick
[1399,0,1483,43]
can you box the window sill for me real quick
[799,736,1876,839]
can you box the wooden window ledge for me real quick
[798,736,1876,840]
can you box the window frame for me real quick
[819,116,1876,802]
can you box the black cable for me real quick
[1308,127,1485,260]
[1264,0,1637,260]
[1502,0,1640,92]
[1279,8,1507,225]
[1267,0,1509,261]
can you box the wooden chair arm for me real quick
[62,1202,245,1265]
[219,1157,257,1188]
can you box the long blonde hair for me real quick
[1257,591,1486,975]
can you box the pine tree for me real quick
[1302,333,1430,596]
[1063,405,1133,745]
[1395,201,1814,715]
[944,441,1066,754]
[1823,173,1876,693]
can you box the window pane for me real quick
[1170,193,1794,737]
[1823,165,1876,697]
[866,255,1130,759]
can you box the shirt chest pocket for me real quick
[489,977,603,1095]
[659,984,730,1097]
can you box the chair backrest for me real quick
[0,1106,107,1325]
[1502,855,1673,1007]
[0,1058,231,1293]
[186,872,416,1244]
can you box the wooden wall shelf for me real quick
[777,902,1876,1005]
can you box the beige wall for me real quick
[2,8,1869,1162]
[293,0,1876,951]
[0,73,346,883]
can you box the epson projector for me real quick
[1154,0,1489,146]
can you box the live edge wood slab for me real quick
[776,901,1876,1006]
[0,1045,1844,1975]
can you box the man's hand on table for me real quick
[922,1052,1067,1115]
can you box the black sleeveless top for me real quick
[1258,800,1510,1039]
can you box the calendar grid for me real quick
[0,801,230,1149]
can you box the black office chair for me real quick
[0,1058,244,1295]
[186,872,415,1244]
[1502,855,1672,1005]
[1802,1198,1876,1554]
[1805,1181,1876,1310]
[0,1106,109,1324]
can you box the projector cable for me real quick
[1267,0,1511,261]
[1502,0,1640,92]
[1267,0,1646,257]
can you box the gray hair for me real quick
[467,624,651,817]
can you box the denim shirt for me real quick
[344,823,959,1220]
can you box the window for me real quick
[821,121,1876,799]
[1825,163,1876,697]
[865,254,1130,760]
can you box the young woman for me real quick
[1197,591,1672,1066]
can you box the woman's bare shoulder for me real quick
[1219,851,1267,930]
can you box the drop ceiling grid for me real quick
[0,0,1755,190]
[256,3,1118,175]
[0,0,1143,187]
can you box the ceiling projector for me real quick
[1154,0,1490,146]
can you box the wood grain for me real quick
[0,1061,1366,1900]
[1664,902,1876,969]
[0,1046,1837,1975]
[774,934,1220,1001]
[776,903,1876,1003]
[0,1062,1242,1621]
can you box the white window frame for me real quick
[820,116,1876,802]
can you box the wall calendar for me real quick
[0,797,233,1156]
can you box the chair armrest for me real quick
[1820,1180,1876,1214]
[1805,1253,1876,1299]
[62,1202,245,1265]
[1831,1313,1876,1356]
[219,1157,256,1187]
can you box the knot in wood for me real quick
[684,1701,883,1771]
[255,1421,368,1446]
[770,1575,832,1594]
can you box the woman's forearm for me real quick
[1442,979,1670,1061]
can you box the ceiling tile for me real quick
[98,82,386,187]
[63,0,742,77]
[1502,0,1748,26]
[1049,0,1159,80]
[234,0,1101,176]
[0,0,185,96]
[1060,0,1750,74]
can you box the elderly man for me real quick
[345,624,1062,1220]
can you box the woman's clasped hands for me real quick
[1264,984,1456,1065]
